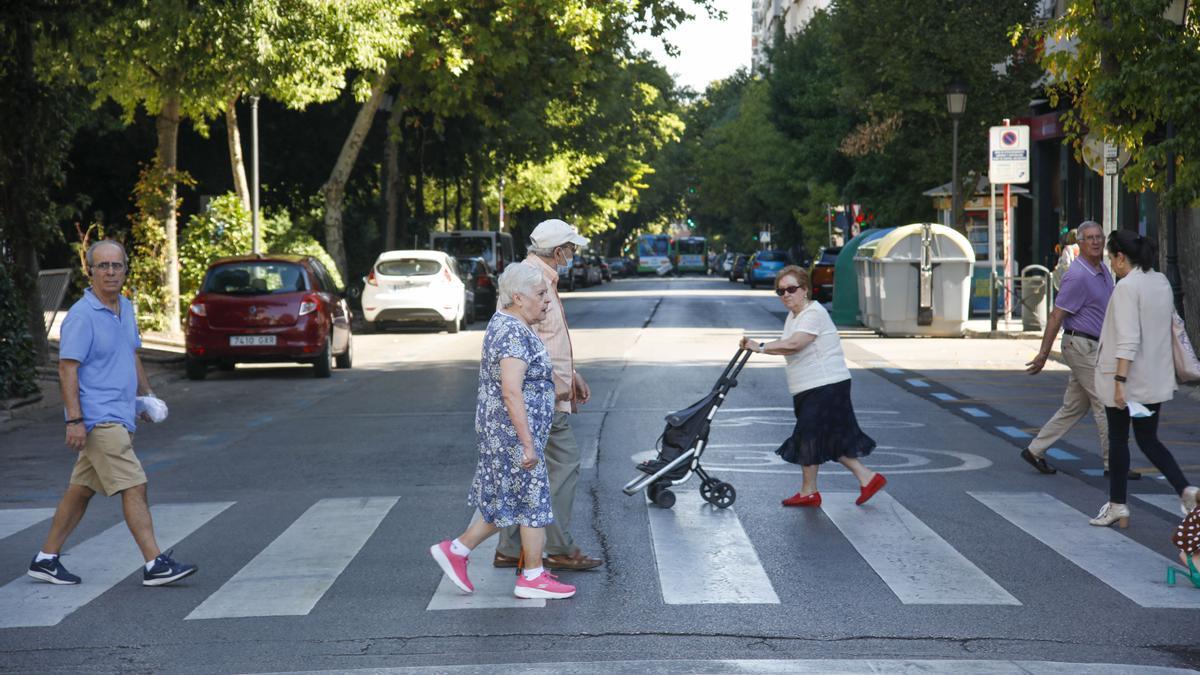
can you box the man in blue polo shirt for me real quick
[1024,221,1137,479]
[27,240,197,587]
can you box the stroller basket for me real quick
[622,348,752,509]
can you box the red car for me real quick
[185,254,353,379]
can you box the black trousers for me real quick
[1105,403,1190,504]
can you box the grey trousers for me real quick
[1027,333,1111,466]
[497,411,580,558]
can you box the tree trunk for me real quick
[470,158,482,230]
[415,126,427,221]
[156,95,182,337]
[1180,205,1200,344]
[321,71,390,277]
[384,100,404,251]
[225,96,251,212]
[454,174,462,230]
[15,236,49,365]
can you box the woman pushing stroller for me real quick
[740,265,887,507]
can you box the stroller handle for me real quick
[713,347,754,392]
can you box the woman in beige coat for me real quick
[1089,230,1199,528]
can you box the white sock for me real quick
[35,551,57,563]
[449,538,470,556]
[522,566,544,581]
[145,559,157,571]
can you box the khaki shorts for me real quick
[69,423,147,496]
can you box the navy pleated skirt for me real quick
[775,378,876,466]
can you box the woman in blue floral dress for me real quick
[429,262,576,600]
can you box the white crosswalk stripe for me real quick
[0,502,233,628]
[1134,493,1188,518]
[0,508,54,541]
[187,497,397,620]
[646,489,779,605]
[821,492,1020,605]
[971,491,1200,609]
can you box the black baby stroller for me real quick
[623,348,752,509]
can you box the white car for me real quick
[362,250,472,333]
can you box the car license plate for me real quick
[230,335,276,346]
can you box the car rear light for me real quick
[189,302,206,317]
[366,269,377,286]
[299,294,320,316]
[754,261,762,268]
[443,267,452,282]
[477,272,492,288]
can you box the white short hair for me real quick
[498,261,544,308]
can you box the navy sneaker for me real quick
[28,555,81,585]
[142,549,197,586]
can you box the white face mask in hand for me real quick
[136,396,169,423]
[1127,401,1155,418]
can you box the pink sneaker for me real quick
[430,540,473,593]
[514,571,576,599]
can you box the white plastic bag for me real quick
[136,396,169,423]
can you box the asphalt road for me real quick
[1,276,1198,674]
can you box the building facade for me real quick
[751,0,831,72]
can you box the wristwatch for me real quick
[65,417,84,425]
[758,342,766,353]
[1114,375,1128,383]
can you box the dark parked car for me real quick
[456,256,497,318]
[591,255,611,282]
[729,254,749,282]
[745,249,791,289]
[185,254,353,380]
[809,246,842,303]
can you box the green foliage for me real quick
[1034,0,1200,205]
[127,162,188,333]
[179,194,253,304]
[0,259,38,399]
[176,195,344,306]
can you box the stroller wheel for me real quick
[648,483,676,509]
[700,478,720,504]
[654,488,676,509]
[710,482,736,509]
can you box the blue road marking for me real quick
[996,426,1031,439]
[962,408,990,418]
[1045,448,1079,461]
[931,393,957,401]
[1081,468,1105,476]
[247,415,274,428]
[143,458,178,474]
[883,368,904,374]
[906,378,930,388]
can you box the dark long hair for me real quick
[1106,230,1157,271]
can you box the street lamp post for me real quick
[1165,0,1189,316]
[945,81,968,229]
[250,95,261,255]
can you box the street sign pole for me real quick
[989,181,997,331]
[988,120,1030,330]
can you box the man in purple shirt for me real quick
[1024,221,1135,479]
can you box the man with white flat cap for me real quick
[493,219,602,572]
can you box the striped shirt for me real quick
[525,253,575,413]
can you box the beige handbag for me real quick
[1171,311,1200,383]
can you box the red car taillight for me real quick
[366,269,377,286]
[754,261,762,269]
[477,272,492,288]
[189,301,207,317]
[298,294,320,316]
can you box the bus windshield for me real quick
[676,239,705,255]
[638,236,670,257]
[432,236,493,264]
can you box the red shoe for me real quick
[782,491,821,507]
[856,473,887,505]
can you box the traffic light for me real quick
[686,218,695,227]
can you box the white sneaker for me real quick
[1182,486,1199,516]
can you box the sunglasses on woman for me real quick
[775,285,802,296]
